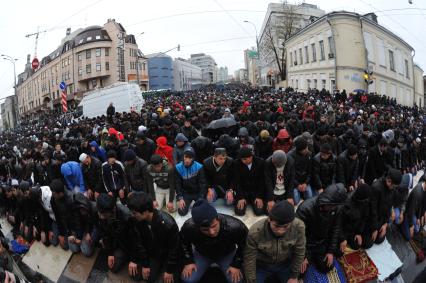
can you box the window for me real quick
[319,40,325,60]
[307,79,311,89]
[105,48,109,56]
[78,68,82,76]
[389,50,395,71]
[86,50,91,59]
[311,43,316,62]
[405,60,409,78]
[294,51,297,65]
[328,36,335,56]
[105,62,110,70]
[79,39,83,44]
[86,64,91,74]
[95,35,101,40]
[322,79,326,89]
[331,79,336,90]
[299,48,303,65]
[96,63,101,72]
[78,53,82,61]
[95,48,101,57]
[314,79,318,89]
[87,36,92,41]
[142,62,146,71]
[305,46,309,63]
[290,52,293,67]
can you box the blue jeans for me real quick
[256,262,291,283]
[68,228,99,256]
[181,249,242,283]
[51,221,69,250]
[389,208,404,225]
[401,215,420,240]
[208,189,233,206]
[293,185,313,205]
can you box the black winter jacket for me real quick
[81,157,103,193]
[311,153,336,191]
[336,151,359,187]
[203,156,234,195]
[124,157,147,192]
[135,138,156,164]
[288,149,311,187]
[233,156,266,200]
[405,182,426,227]
[370,178,394,230]
[51,190,75,236]
[180,214,248,268]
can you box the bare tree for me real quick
[264,3,299,81]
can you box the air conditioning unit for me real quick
[294,61,297,66]
[328,53,335,59]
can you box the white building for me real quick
[286,11,423,107]
[414,65,424,107]
[173,58,202,91]
[189,53,217,84]
[258,2,325,87]
[234,69,248,83]
[217,66,229,83]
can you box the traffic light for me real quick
[364,70,374,85]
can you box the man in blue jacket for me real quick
[61,161,85,194]
[175,147,207,216]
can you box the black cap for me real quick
[387,168,402,185]
[191,199,218,227]
[19,181,30,192]
[124,149,137,162]
[269,201,295,225]
[107,150,117,159]
[50,179,65,193]
[150,154,163,165]
[96,193,116,213]
[238,147,253,159]
[183,147,195,158]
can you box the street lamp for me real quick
[1,54,18,126]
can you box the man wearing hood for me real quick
[340,184,374,250]
[272,129,293,153]
[173,133,190,164]
[61,161,86,194]
[155,136,174,166]
[144,154,175,213]
[264,150,295,211]
[175,147,207,216]
[89,141,107,162]
[370,169,402,245]
[296,183,347,274]
[244,201,305,283]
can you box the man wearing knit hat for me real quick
[264,150,295,211]
[288,137,313,205]
[175,147,207,216]
[180,199,247,283]
[244,201,305,283]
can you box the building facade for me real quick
[189,53,217,84]
[173,58,202,91]
[147,54,174,90]
[216,66,229,83]
[16,19,148,119]
[234,69,248,84]
[258,2,325,87]
[286,11,422,107]
[414,65,424,107]
[1,96,18,129]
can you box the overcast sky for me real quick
[0,0,425,100]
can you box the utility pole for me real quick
[25,27,47,58]
[1,54,18,126]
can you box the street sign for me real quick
[59,81,66,91]
[31,58,39,70]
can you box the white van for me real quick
[78,83,145,119]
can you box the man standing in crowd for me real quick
[311,143,336,194]
[175,147,207,216]
[134,131,156,163]
[144,154,175,213]
[123,149,147,193]
[180,199,247,283]
[80,153,102,199]
[233,147,266,216]
[365,138,388,185]
[336,144,359,191]
[244,201,305,283]
[61,160,86,194]
[101,150,127,203]
[127,192,180,283]
[203,148,234,205]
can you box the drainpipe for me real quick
[326,16,338,91]
[411,50,416,107]
[357,16,369,93]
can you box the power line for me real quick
[127,10,265,27]
[212,0,252,37]
[181,36,253,48]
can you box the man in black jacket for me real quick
[340,184,374,249]
[180,200,248,283]
[370,169,402,245]
[311,143,336,194]
[101,150,127,203]
[296,183,347,274]
[127,192,179,283]
[264,150,295,211]
[233,147,266,216]
[96,193,144,277]
[203,148,234,205]
[336,144,359,191]
[365,138,388,185]
[80,153,102,199]
[288,138,313,205]
[401,180,426,240]
[134,131,156,164]
[123,149,147,193]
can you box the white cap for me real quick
[138,125,147,132]
[186,105,191,111]
[11,179,19,186]
[79,153,88,163]
[416,138,421,144]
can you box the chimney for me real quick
[66,28,71,36]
